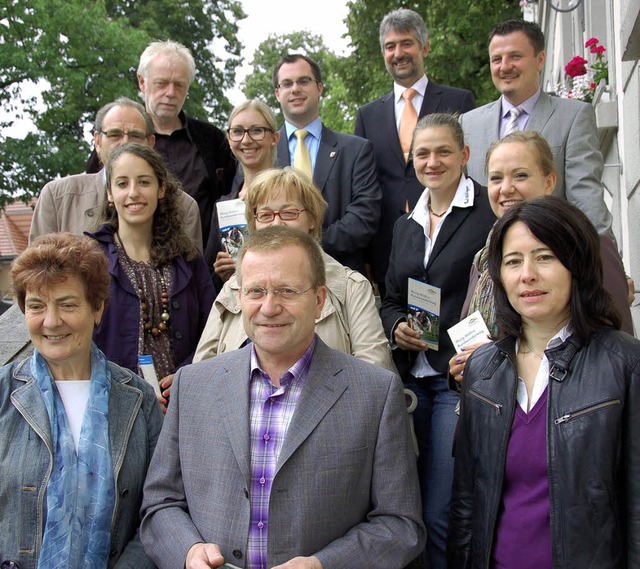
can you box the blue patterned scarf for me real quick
[33,343,115,569]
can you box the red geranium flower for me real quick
[585,37,599,48]
[591,45,606,55]
[565,55,588,78]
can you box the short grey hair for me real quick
[137,40,196,85]
[94,97,154,136]
[379,9,429,50]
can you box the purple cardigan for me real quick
[88,224,215,374]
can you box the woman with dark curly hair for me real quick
[88,143,214,407]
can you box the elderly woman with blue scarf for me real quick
[0,233,163,568]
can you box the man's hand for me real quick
[271,556,323,569]
[394,321,428,351]
[185,543,225,569]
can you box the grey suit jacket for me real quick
[140,339,425,569]
[30,170,203,250]
[460,92,613,236]
[277,126,382,274]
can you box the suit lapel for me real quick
[420,81,443,116]
[427,203,474,270]
[275,342,347,472]
[313,126,339,192]
[526,92,555,133]
[276,128,291,168]
[218,352,253,481]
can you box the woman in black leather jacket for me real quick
[448,196,640,569]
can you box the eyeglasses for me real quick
[99,129,148,142]
[276,76,319,90]
[254,208,307,223]
[241,286,314,301]
[227,126,274,142]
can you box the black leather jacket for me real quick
[448,329,640,568]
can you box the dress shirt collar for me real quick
[409,173,475,230]
[284,117,323,142]
[394,75,429,103]
[250,335,317,388]
[500,89,541,120]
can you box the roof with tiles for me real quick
[0,199,35,259]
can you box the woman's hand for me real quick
[448,342,489,384]
[394,321,428,351]
[157,373,174,414]
[213,250,236,283]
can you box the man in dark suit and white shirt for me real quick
[460,19,613,237]
[355,8,475,297]
[140,226,425,569]
[274,54,381,275]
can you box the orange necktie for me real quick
[399,88,418,162]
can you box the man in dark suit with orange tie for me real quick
[355,8,475,298]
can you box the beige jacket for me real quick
[194,252,396,372]
[30,170,203,250]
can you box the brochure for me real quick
[447,310,491,353]
[407,278,441,351]
[217,198,249,259]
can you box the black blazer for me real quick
[277,125,382,274]
[380,179,495,377]
[355,81,475,287]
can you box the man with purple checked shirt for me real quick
[140,226,424,569]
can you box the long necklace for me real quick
[428,199,447,218]
[115,232,170,336]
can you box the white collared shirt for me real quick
[499,89,542,138]
[394,75,429,131]
[409,174,475,378]
[515,325,572,412]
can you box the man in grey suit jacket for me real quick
[274,54,381,275]
[460,19,613,237]
[141,226,425,569]
[30,97,202,248]
[355,8,475,296]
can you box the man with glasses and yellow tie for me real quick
[274,54,382,275]
[30,97,202,248]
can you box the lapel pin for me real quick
[330,151,336,158]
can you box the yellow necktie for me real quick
[293,129,313,178]
[399,88,418,162]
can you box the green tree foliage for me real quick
[243,32,354,133]
[344,0,521,108]
[0,0,244,205]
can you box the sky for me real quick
[229,0,352,103]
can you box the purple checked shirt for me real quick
[246,337,316,569]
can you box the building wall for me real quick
[537,0,639,332]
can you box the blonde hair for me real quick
[228,99,279,164]
[244,168,327,242]
[485,131,557,177]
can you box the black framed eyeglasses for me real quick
[254,208,307,223]
[227,126,274,142]
[241,286,315,301]
[99,129,148,142]
[276,76,319,90]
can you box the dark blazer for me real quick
[277,125,382,274]
[355,80,475,288]
[140,339,426,568]
[380,179,495,377]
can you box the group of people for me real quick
[1,7,639,569]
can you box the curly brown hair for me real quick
[101,143,197,266]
